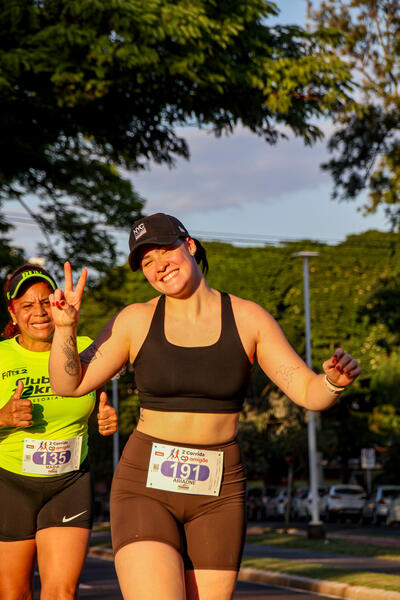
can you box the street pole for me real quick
[111,375,120,472]
[292,251,324,539]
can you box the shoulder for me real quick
[228,293,275,321]
[108,297,160,341]
[227,294,280,340]
[0,337,15,353]
[117,297,160,325]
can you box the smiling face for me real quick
[8,281,55,351]
[139,237,201,297]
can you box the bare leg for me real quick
[36,527,90,600]
[0,539,36,600]
[115,541,186,600]
[185,569,238,600]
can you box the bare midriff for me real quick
[136,409,240,445]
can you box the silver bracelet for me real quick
[324,374,346,394]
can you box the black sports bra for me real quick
[133,293,252,413]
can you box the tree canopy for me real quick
[1,0,352,274]
[307,0,400,227]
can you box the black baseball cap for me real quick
[6,265,57,303]
[128,213,189,271]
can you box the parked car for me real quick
[326,484,366,522]
[246,486,279,521]
[265,487,286,520]
[363,486,400,524]
[305,486,329,520]
[246,487,266,521]
[386,493,400,526]
[291,487,309,521]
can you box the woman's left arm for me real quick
[244,301,361,411]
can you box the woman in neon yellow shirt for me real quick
[0,264,117,600]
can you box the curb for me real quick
[238,567,400,600]
[87,546,400,600]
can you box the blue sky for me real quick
[10,0,390,261]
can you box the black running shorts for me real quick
[0,459,93,541]
[111,430,247,571]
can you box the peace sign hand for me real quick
[49,261,87,328]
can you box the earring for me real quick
[12,321,16,325]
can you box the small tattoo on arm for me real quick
[139,408,144,422]
[80,343,102,365]
[63,336,80,377]
[276,365,300,388]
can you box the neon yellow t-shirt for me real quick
[0,336,96,476]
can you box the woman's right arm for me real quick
[48,262,131,397]
[49,312,130,397]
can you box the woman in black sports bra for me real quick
[48,213,361,600]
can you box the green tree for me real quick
[1,0,352,274]
[307,0,400,226]
[0,219,26,334]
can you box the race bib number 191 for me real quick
[146,442,223,496]
[22,437,82,475]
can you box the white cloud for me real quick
[129,125,333,215]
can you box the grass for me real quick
[246,529,400,561]
[89,539,112,548]
[90,521,400,591]
[241,557,400,592]
[92,522,111,533]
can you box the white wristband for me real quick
[324,374,346,394]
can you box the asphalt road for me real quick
[33,555,337,599]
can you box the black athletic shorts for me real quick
[111,430,247,570]
[0,459,93,541]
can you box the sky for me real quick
[9,0,390,261]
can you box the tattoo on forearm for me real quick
[139,408,144,422]
[63,336,80,377]
[80,342,102,365]
[276,365,300,388]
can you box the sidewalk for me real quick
[89,526,400,599]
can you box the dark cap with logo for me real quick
[128,213,189,271]
[6,264,57,304]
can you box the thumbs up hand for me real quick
[97,391,118,436]
[0,381,33,428]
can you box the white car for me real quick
[291,487,309,521]
[326,484,366,522]
[267,488,288,520]
[362,486,400,524]
[386,493,400,526]
[305,486,329,520]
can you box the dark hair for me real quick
[192,238,209,275]
[2,264,56,339]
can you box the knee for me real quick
[40,582,77,600]
[0,586,33,600]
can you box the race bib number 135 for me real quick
[22,437,82,475]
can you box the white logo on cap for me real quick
[178,226,186,233]
[133,223,147,240]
